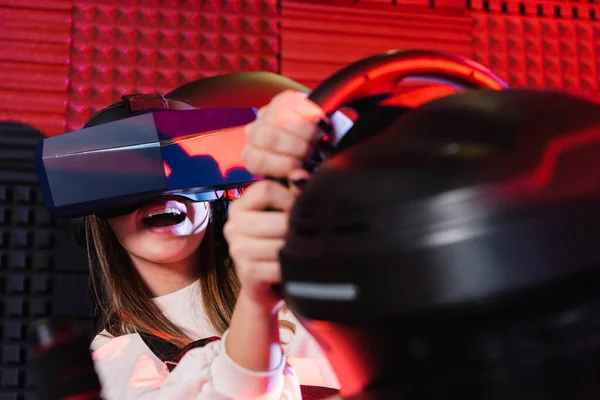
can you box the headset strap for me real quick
[122,94,169,112]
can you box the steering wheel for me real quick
[303,49,509,164]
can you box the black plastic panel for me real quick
[0,122,93,400]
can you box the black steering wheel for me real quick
[303,49,509,164]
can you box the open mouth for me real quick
[141,207,186,228]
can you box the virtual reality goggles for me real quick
[36,104,258,219]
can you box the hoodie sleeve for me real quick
[158,330,301,400]
[92,331,301,400]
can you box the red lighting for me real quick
[380,82,459,108]
[164,126,248,179]
[163,162,172,178]
[531,126,600,188]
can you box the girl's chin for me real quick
[139,245,197,265]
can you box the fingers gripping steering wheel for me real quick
[303,49,509,167]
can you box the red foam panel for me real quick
[469,0,600,21]
[472,12,600,101]
[280,0,473,88]
[0,0,72,136]
[65,0,279,132]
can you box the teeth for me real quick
[146,207,182,218]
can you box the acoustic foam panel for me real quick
[472,12,600,102]
[0,121,93,400]
[280,0,474,88]
[65,0,280,132]
[0,0,72,137]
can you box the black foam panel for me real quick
[0,122,94,400]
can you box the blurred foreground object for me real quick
[281,50,600,399]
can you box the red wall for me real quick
[2,0,600,137]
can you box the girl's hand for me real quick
[243,90,324,180]
[228,90,326,310]
[223,180,297,311]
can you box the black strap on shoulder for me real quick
[138,331,221,373]
[138,332,181,368]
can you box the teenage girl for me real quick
[85,91,343,398]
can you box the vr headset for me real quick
[35,94,258,219]
[35,72,354,221]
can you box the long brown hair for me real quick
[86,197,239,348]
